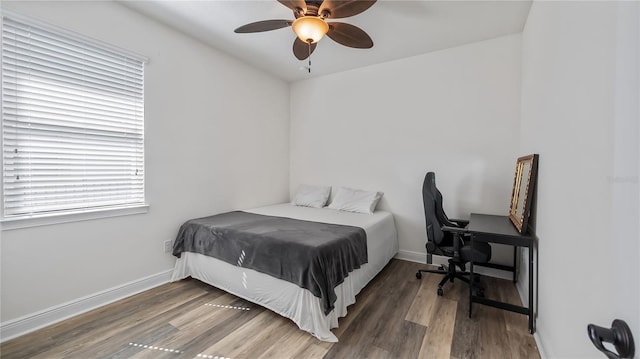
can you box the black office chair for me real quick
[415,172,492,296]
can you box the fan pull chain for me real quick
[307,41,312,73]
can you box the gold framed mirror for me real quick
[509,154,539,233]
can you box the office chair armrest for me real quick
[442,225,468,261]
[441,226,467,262]
[448,218,469,227]
[442,225,468,234]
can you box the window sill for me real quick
[0,204,149,231]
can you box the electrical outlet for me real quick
[164,240,173,253]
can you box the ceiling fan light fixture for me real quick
[291,16,329,44]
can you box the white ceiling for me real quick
[121,0,532,82]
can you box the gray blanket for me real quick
[173,211,368,314]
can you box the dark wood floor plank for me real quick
[373,280,427,356]
[2,281,209,359]
[197,309,281,358]
[325,260,427,359]
[294,342,332,359]
[256,319,320,359]
[72,287,222,359]
[331,258,395,339]
[0,260,540,359]
[171,305,265,359]
[102,324,178,359]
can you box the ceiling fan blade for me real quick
[277,0,307,14]
[234,20,292,33]
[293,38,317,60]
[320,0,376,19]
[327,22,373,48]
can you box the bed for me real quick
[170,203,398,342]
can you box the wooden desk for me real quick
[467,213,535,334]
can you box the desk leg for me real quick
[513,246,518,283]
[529,242,534,334]
[469,235,475,318]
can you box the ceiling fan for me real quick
[234,0,376,62]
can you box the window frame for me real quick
[0,11,149,230]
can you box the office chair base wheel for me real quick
[416,271,422,279]
[437,287,444,296]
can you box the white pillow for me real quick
[292,184,331,208]
[327,186,383,214]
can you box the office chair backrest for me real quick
[423,172,445,246]
[426,172,458,228]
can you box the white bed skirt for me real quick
[170,203,398,342]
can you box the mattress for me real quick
[170,203,398,342]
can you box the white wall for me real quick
[290,34,522,264]
[0,1,290,325]
[521,1,639,357]
[4,2,637,357]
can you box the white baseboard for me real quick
[0,270,173,343]
[395,249,428,264]
[534,332,548,359]
[394,249,427,263]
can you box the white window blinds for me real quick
[2,14,145,218]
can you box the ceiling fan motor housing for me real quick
[234,0,376,60]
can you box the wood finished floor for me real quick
[0,259,540,359]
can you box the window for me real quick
[1,13,146,222]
